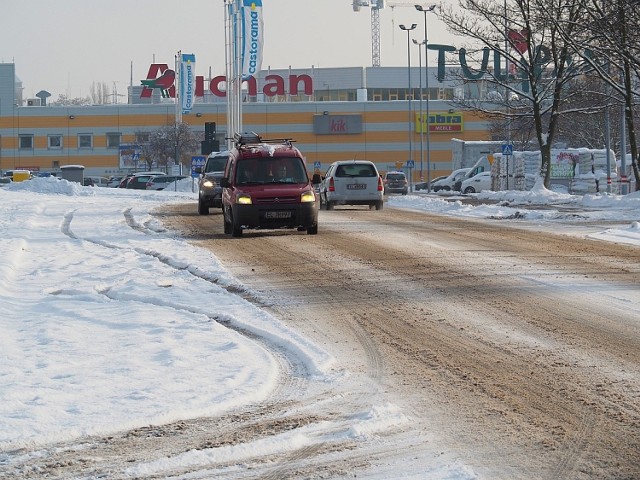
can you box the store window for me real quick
[106,133,121,149]
[136,133,150,144]
[19,135,33,150]
[78,134,93,149]
[48,135,63,149]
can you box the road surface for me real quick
[154,202,640,479]
[7,201,639,479]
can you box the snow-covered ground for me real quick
[0,177,638,478]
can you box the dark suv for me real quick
[197,151,229,214]
[383,171,408,195]
[220,132,319,237]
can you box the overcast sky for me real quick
[2,0,458,101]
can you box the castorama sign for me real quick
[180,53,196,114]
[241,0,263,78]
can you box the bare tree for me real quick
[556,0,640,190]
[146,122,201,172]
[49,94,91,106]
[89,82,111,105]
[439,0,589,187]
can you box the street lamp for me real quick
[413,38,425,183]
[415,4,435,191]
[399,23,417,187]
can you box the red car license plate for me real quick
[347,184,367,190]
[265,211,292,219]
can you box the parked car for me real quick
[318,160,384,210]
[83,176,110,187]
[107,176,125,188]
[460,171,492,194]
[146,175,187,190]
[383,171,408,195]
[415,175,446,191]
[116,174,134,188]
[220,132,319,236]
[431,168,471,192]
[453,156,492,191]
[124,172,166,189]
[197,150,229,214]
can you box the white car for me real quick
[431,168,471,192]
[461,171,493,194]
[319,160,384,210]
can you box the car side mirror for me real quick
[311,173,321,185]
[220,177,230,188]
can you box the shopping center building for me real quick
[0,62,494,181]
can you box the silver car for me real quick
[319,160,384,210]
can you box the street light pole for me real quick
[415,5,435,192]
[413,38,425,183]
[399,23,417,187]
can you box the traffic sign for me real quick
[406,160,415,168]
[313,161,321,169]
[502,144,513,155]
[190,156,206,178]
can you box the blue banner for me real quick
[241,0,263,78]
[180,53,196,114]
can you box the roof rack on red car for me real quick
[232,132,295,149]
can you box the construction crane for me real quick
[352,0,418,67]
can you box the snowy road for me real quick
[158,202,640,479]
[2,183,638,479]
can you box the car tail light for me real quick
[377,176,384,191]
[329,177,335,192]
[146,181,153,188]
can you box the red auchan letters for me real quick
[141,64,313,99]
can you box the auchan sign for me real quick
[141,64,313,99]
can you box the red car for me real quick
[220,133,320,237]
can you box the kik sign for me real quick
[313,114,363,135]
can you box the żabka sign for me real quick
[140,64,313,99]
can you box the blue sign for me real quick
[502,144,513,155]
[313,161,321,169]
[406,160,415,168]
[191,156,206,178]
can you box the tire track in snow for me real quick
[60,206,317,403]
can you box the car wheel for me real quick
[375,200,383,210]
[464,186,475,194]
[223,207,232,234]
[307,224,318,235]
[326,199,335,210]
[231,211,243,237]
[198,198,209,215]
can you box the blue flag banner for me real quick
[241,0,263,78]
[180,53,196,114]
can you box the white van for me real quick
[453,156,492,191]
[461,171,492,193]
[84,176,110,187]
[431,168,471,192]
